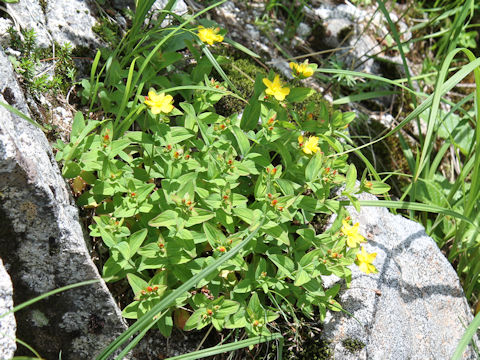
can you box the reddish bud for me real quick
[207,309,213,316]
[167,144,172,150]
[271,199,278,206]
[185,154,190,160]
[146,286,153,292]
[271,168,277,175]
[218,246,226,253]
[267,193,273,199]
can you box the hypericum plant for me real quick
[55,4,389,344]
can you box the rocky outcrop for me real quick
[0,258,16,360]
[322,192,477,359]
[6,0,100,48]
[0,46,128,359]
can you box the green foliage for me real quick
[92,18,122,47]
[56,5,388,345]
[7,27,76,94]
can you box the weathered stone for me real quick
[322,192,477,359]
[151,0,188,16]
[6,0,51,48]
[46,0,99,48]
[0,46,128,359]
[6,0,101,49]
[0,258,16,360]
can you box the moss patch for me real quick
[342,337,366,353]
[92,18,121,47]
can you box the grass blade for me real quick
[165,333,284,360]
[451,310,480,360]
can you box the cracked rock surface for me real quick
[6,0,101,48]
[322,192,477,360]
[0,46,128,359]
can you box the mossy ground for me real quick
[342,337,366,353]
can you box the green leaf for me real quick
[185,208,215,227]
[230,126,250,157]
[269,254,295,278]
[127,273,148,296]
[122,301,140,319]
[305,151,323,182]
[184,308,207,331]
[169,126,195,144]
[262,222,290,245]
[115,241,131,260]
[62,161,82,178]
[345,163,357,192]
[71,111,85,140]
[240,99,260,131]
[203,222,226,247]
[216,300,240,318]
[254,173,267,199]
[294,265,311,287]
[368,181,391,195]
[149,210,179,228]
[224,308,248,329]
[128,229,148,255]
[157,312,173,337]
[286,87,315,103]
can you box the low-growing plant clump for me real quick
[54,1,389,355]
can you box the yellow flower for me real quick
[341,220,366,248]
[298,135,319,155]
[198,26,224,45]
[355,246,377,274]
[144,90,174,114]
[289,60,316,79]
[262,75,290,101]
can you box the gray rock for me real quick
[296,22,311,39]
[6,0,101,49]
[151,0,188,16]
[46,0,99,48]
[0,47,128,359]
[6,0,51,48]
[0,259,16,360]
[322,192,477,359]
